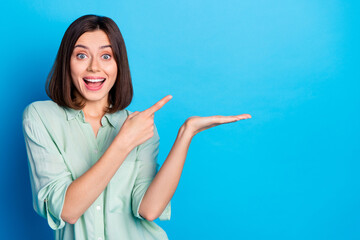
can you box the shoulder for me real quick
[107,107,133,120]
[23,100,65,122]
[104,108,132,130]
[120,108,132,116]
[108,108,132,116]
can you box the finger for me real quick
[212,114,251,124]
[235,114,252,120]
[144,95,172,115]
[129,111,140,116]
[215,116,241,124]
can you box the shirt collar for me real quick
[64,107,82,121]
[100,104,128,129]
[64,106,125,129]
[102,113,116,128]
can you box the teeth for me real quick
[84,78,105,82]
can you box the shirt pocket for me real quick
[107,151,138,214]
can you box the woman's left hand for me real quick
[139,112,251,220]
[184,114,252,137]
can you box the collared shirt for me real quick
[22,100,170,240]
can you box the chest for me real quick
[48,117,140,215]
[61,121,116,178]
[85,117,102,138]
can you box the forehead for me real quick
[75,30,111,46]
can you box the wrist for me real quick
[113,134,133,155]
[179,123,195,140]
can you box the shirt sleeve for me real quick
[131,125,171,221]
[22,104,73,230]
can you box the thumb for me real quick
[128,111,140,118]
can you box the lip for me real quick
[83,77,106,91]
[83,76,105,80]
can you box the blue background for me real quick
[1,0,359,239]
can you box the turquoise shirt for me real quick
[22,100,170,240]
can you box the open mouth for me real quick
[83,77,106,90]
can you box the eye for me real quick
[76,53,87,60]
[102,54,111,60]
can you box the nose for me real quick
[87,57,100,72]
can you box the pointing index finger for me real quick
[144,95,172,115]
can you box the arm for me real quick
[138,124,192,221]
[139,114,251,221]
[60,136,131,224]
[23,109,72,230]
[61,96,173,224]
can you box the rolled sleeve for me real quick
[23,104,73,230]
[131,125,171,221]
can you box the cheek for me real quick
[70,59,87,77]
[103,62,118,77]
[70,64,83,88]
[70,61,78,78]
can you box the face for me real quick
[70,30,117,106]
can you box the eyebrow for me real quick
[74,44,112,49]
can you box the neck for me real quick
[82,99,109,119]
[83,103,107,118]
[72,91,109,119]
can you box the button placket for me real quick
[94,195,104,240]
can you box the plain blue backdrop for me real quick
[1,0,359,239]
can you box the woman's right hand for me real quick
[115,95,173,151]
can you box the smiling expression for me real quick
[70,30,118,106]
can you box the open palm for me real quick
[185,114,252,136]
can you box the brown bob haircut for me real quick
[46,14,133,113]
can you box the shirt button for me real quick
[94,150,98,154]
[98,238,102,240]
[96,205,101,211]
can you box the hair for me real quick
[46,14,133,113]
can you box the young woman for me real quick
[22,15,251,240]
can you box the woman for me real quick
[22,15,251,240]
